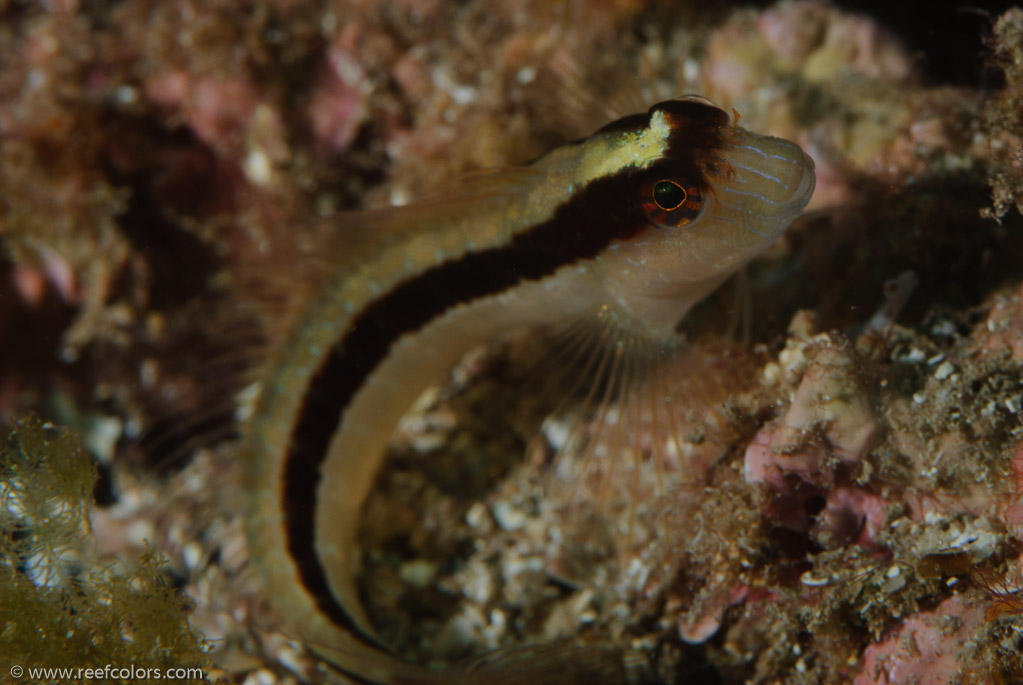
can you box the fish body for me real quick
[242,97,815,683]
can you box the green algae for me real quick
[0,415,208,681]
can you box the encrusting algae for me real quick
[0,1,1022,684]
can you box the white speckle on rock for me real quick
[466,501,490,528]
[934,361,955,380]
[458,559,494,604]
[399,559,438,587]
[242,668,277,685]
[243,148,273,186]
[492,500,527,532]
[901,347,926,363]
[183,542,203,571]
[516,66,536,84]
[126,519,156,547]
[800,571,830,586]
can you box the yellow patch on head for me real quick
[577,109,674,183]
[648,108,671,141]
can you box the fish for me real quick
[240,95,815,683]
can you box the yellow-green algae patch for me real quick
[0,415,208,680]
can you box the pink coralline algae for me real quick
[677,582,752,645]
[741,332,902,559]
[854,597,986,685]
[307,25,372,155]
[146,71,263,159]
[744,339,877,489]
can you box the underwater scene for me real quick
[1,1,1022,683]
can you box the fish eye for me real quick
[640,177,703,229]
[652,180,686,211]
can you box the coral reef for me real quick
[0,0,1021,683]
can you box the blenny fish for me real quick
[241,96,815,683]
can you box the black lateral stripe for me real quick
[281,166,661,636]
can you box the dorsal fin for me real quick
[523,37,653,141]
[137,164,542,468]
[310,165,543,258]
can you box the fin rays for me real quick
[519,308,755,561]
[529,309,687,514]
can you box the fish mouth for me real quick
[788,147,816,209]
[717,130,816,220]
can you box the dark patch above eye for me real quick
[653,181,687,211]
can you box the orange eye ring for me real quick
[640,176,703,229]
[652,180,687,211]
